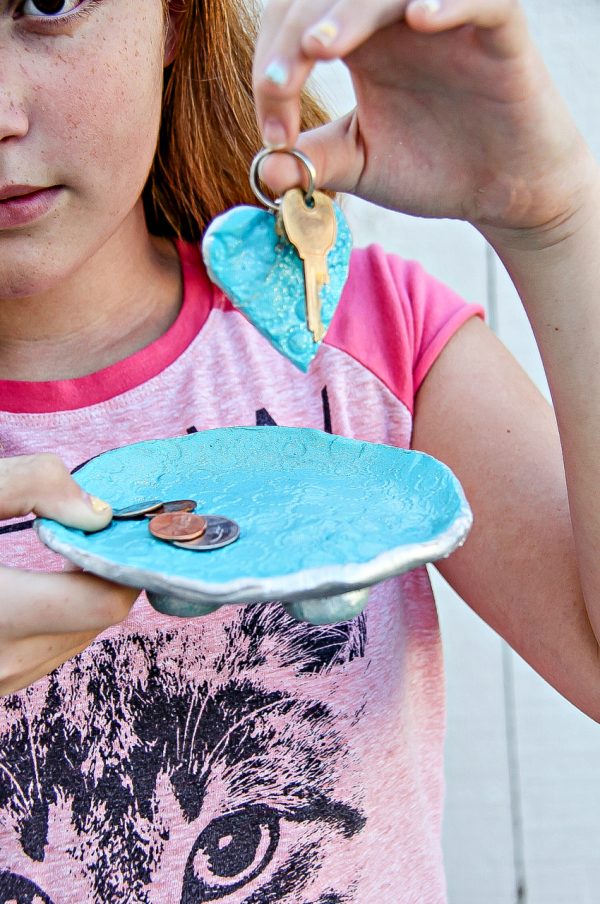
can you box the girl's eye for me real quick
[20,0,83,16]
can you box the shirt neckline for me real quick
[0,240,212,414]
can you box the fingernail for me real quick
[410,0,442,14]
[84,493,111,514]
[306,19,340,47]
[264,59,289,87]
[305,18,339,47]
[263,118,287,148]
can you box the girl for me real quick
[0,0,598,901]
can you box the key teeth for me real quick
[310,273,327,342]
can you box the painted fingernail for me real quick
[264,59,289,87]
[410,0,442,14]
[84,493,111,514]
[263,118,287,148]
[305,18,339,47]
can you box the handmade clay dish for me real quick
[35,427,472,624]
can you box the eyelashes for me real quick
[20,0,85,16]
[14,0,104,31]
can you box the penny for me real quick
[113,499,163,520]
[173,515,240,551]
[144,499,197,517]
[149,512,207,542]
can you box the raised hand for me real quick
[253,0,597,240]
[0,455,138,695]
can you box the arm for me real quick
[417,189,600,720]
[413,313,600,721]
[414,164,600,724]
[0,454,137,695]
[252,0,600,718]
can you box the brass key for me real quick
[280,188,337,342]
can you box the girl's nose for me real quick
[0,90,28,141]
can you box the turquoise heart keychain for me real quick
[202,148,353,372]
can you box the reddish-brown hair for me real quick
[144,0,329,242]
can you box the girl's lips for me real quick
[0,186,62,229]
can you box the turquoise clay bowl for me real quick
[36,427,472,624]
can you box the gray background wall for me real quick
[310,2,600,901]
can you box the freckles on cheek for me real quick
[100,22,165,169]
[40,31,163,192]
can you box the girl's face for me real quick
[0,0,166,296]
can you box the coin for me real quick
[113,499,163,519]
[144,499,197,517]
[148,512,208,541]
[173,515,240,550]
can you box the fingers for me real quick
[254,0,408,148]
[0,565,139,694]
[0,631,99,696]
[0,453,112,532]
[404,0,525,57]
[254,0,519,154]
[257,115,363,195]
[405,0,517,33]
[0,565,138,638]
[301,0,405,58]
[254,0,330,147]
[0,453,137,694]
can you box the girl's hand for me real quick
[0,455,138,696]
[253,0,597,242]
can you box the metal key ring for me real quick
[249,147,317,212]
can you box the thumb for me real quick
[0,453,113,533]
[257,115,364,199]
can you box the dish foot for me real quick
[146,591,222,618]
[283,588,370,625]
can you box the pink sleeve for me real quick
[325,245,486,414]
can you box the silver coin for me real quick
[172,515,240,550]
[112,499,163,519]
[143,499,197,517]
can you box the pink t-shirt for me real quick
[0,241,483,904]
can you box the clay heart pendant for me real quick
[201,202,352,372]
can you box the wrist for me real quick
[480,157,600,258]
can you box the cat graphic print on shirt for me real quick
[0,242,483,903]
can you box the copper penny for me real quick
[148,512,207,542]
[144,499,197,517]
